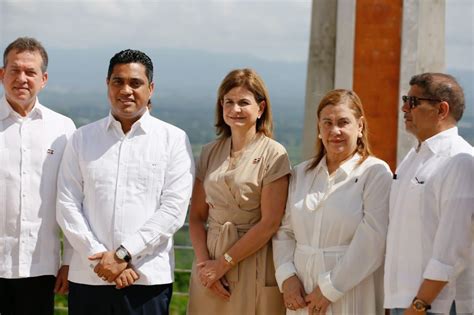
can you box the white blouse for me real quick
[273,154,392,314]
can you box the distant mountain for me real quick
[42,47,307,111]
[0,48,472,147]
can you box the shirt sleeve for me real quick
[273,168,298,291]
[121,132,195,260]
[59,117,77,266]
[262,142,291,186]
[319,162,392,302]
[56,131,108,258]
[423,153,474,282]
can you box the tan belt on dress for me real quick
[206,220,255,282]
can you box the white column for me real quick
[302,0,338,160]
[397,0,445,163]
[302,0,357,160]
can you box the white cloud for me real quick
[0,0,312,62]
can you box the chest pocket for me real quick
[137,160,166,195]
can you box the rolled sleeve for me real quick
[424,154,473,282]
[423,258,454,282]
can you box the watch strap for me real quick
[412,297,431,312]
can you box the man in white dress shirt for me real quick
[0,37,75,315]
[384,73,473,315]
[56,49,194,314]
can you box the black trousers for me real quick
[68,282,173,315]
[0,275,56,315]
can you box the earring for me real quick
[257,115,261,119]
[318,134,322,139]
[358,132,363,138]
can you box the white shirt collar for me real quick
[314,153,361,177]
[419,127,458,155]
[105,109,152,134]
[0,95,43,120]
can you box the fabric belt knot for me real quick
[295,244,348,294]
[207,220,253,282]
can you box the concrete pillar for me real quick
[302,0,338,160]
[303,0,446,168]
[397,0,445,163]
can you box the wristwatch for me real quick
[115,245,131,263]
[411,297,431,312]
[223,252,235,266]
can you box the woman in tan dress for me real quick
[187,68,291,315]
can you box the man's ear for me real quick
[438,101,450,121]
[149,81,155,96]
[41,71,48,89]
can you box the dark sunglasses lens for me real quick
[402,95,414,107]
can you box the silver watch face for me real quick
[116,248,127,259]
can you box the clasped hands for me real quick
[197,257,232,301]
[283,275,331,314]
[89,251,139,289]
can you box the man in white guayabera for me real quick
[0,37,75,315]
[385,72,473,315]
[56,49,194,315]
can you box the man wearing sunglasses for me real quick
[384,73,473,315]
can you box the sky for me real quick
[445,0,474,71]
[0,0,312,63]
[1,0,473,68]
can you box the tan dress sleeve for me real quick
[262,140,291,186]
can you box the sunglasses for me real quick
[402,95,442,109]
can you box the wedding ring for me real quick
[287,303,293,308]
[314,307,321,312]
